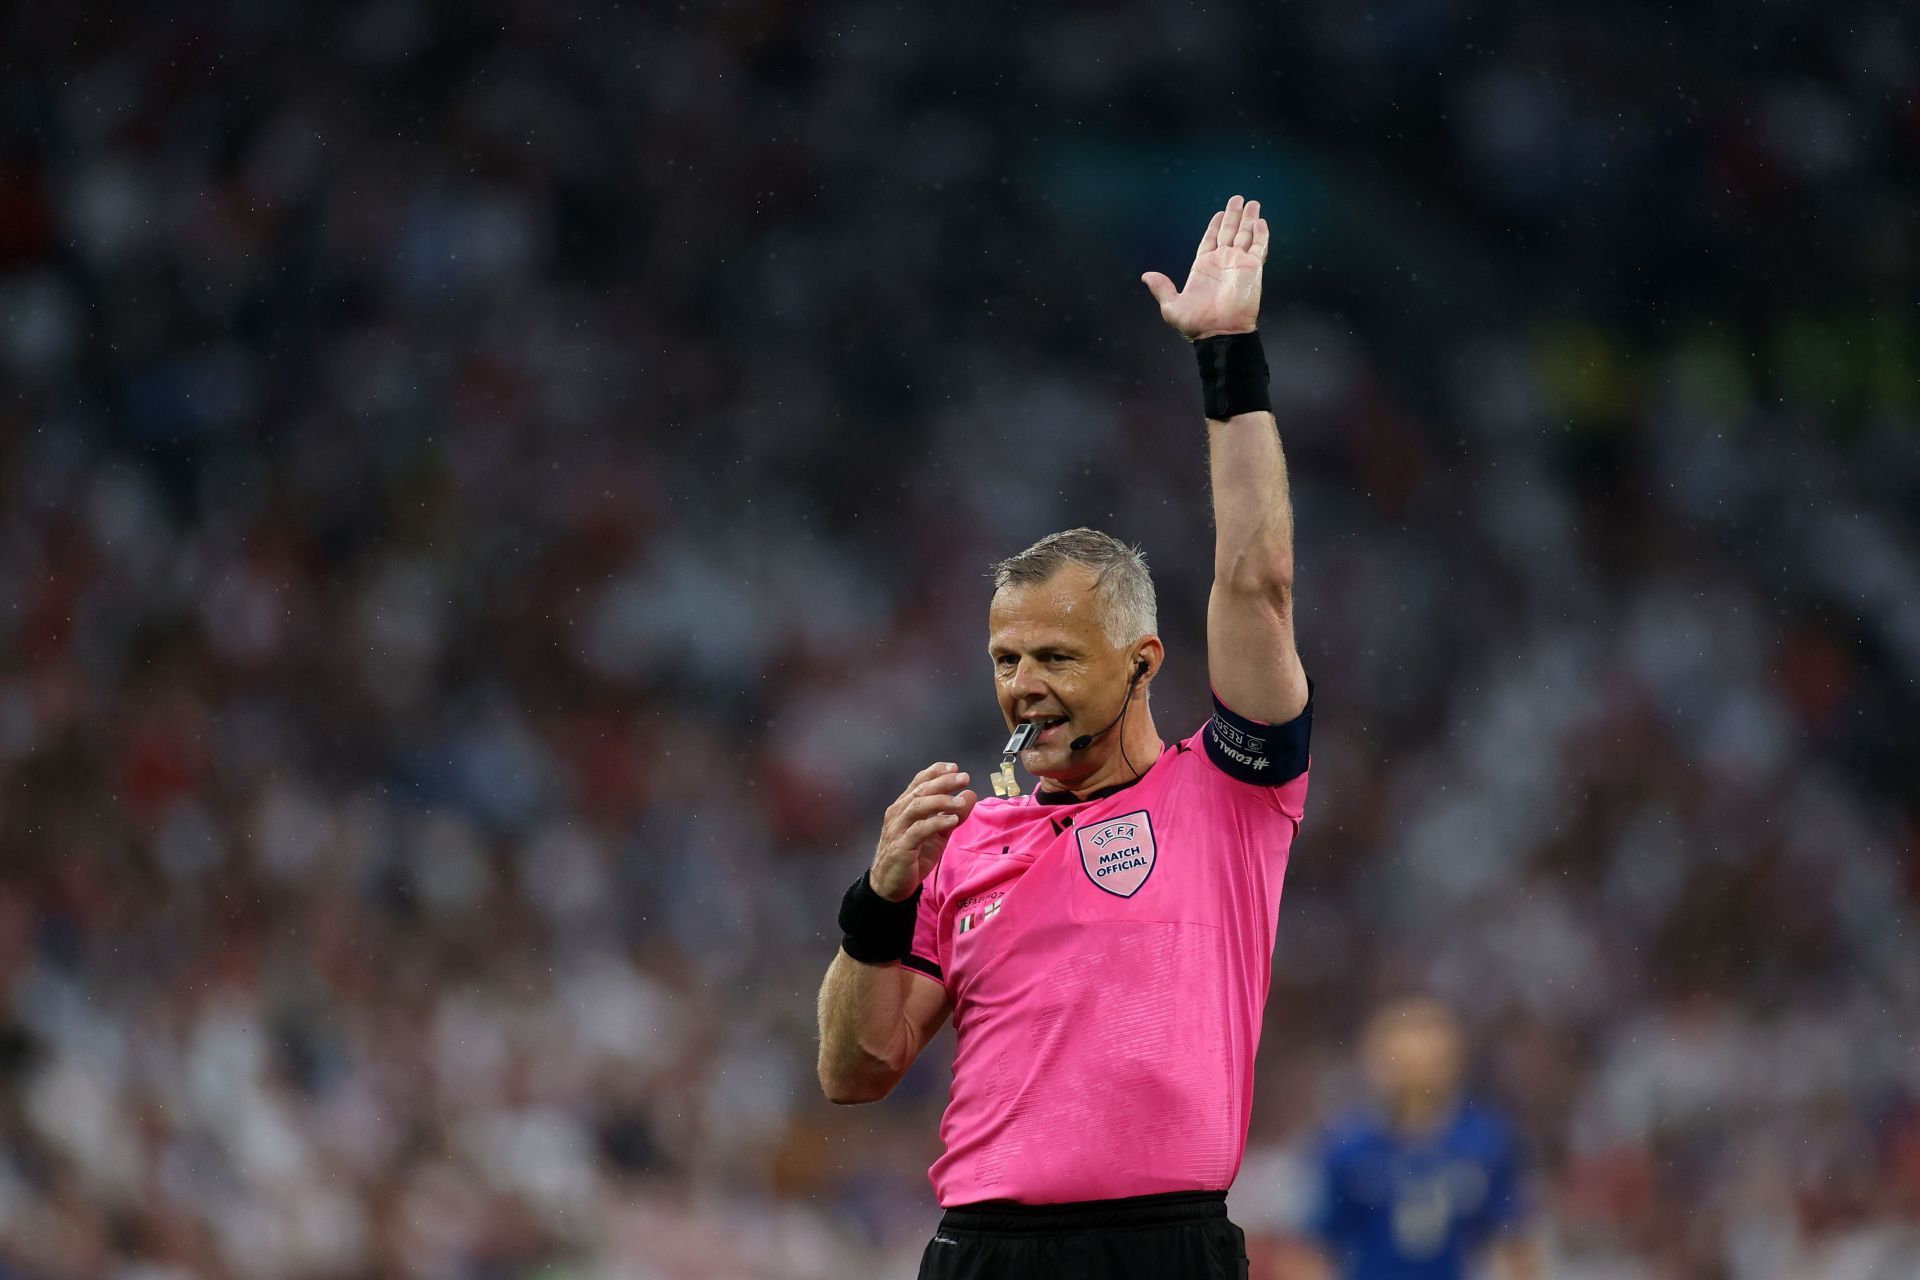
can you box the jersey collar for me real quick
[1031,743,1169,805]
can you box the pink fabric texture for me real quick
[907,722,1308,1206]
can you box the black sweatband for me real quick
[838,872,921,964]
[1195,330,1271,421]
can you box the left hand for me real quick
[1141,195,1269,341]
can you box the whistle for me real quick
[992,722,1038,798]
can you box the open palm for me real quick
[1142,195,1269,341]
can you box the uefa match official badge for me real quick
[1076,810,1157,897]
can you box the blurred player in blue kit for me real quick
[1304,997,1543,1280]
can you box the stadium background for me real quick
[1,2,1916,1277]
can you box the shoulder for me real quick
[1162,706,1310,820]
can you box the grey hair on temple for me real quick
[989,528,1159,647]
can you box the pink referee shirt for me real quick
[905,697,1311,1206]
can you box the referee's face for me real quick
[987,565,1151,779]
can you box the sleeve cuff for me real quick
[902,954,944,983]
[1204,679,1312,785]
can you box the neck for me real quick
[1037,706,1164,800]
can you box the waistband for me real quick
[938,1189,1227,1234]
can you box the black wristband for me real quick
[838,872,921,964]
[1195,331,1271,421]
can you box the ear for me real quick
[1131,636,1165,685]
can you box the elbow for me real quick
[1215,550,1294,602]
[817,1059,897,1106]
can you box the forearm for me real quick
[819,765,968,1103]
[1158,201,1307,720]
[1208,408,1294,597]
[816,950,920,1103]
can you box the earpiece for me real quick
[1070,660,1150,753]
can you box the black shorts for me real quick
[915,1190,1249,1280]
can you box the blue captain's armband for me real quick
[1204,682,1312,785]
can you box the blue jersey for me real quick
[1309,1102,1528,1280]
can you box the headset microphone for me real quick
[1068,660,1148,752]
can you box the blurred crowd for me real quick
[1,2,1916,1278]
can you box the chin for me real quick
[1021,750,1083,780]
[1019,749,1058,775]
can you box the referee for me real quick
[817,195,1312,1280]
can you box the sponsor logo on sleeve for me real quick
[1075,809,1157,898]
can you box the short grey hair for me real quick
[989,528,1158,646]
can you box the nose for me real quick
[1005,656,1050,699]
